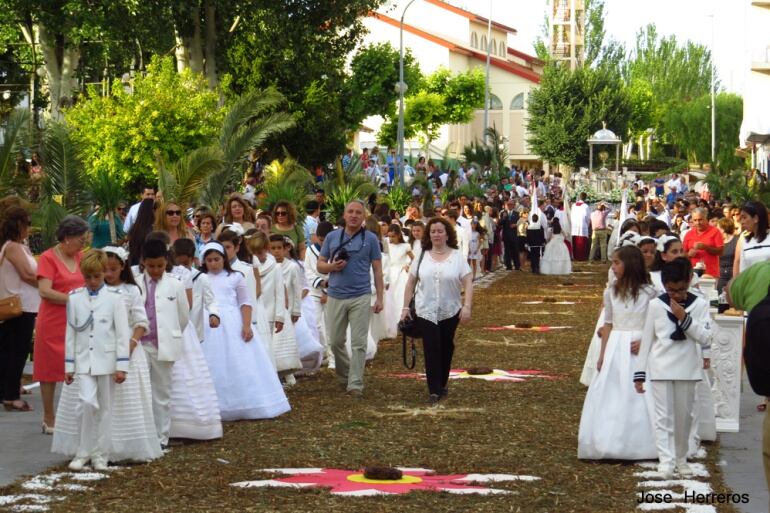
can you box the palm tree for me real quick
[322,157,377,224]
[259,154,314,213]
[88,169,127,244]
[0,108,30,198]
[199,88,295,211]
[158,146,224,208]
[35,123,89,247]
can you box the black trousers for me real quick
[529,246,543,274]
[0,312,36,402]
[418,313,461,396]
[503,237,521,270]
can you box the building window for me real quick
[481,35,488,52]
[487,93,503,110]
[491,38,497,56]
[471,32,478,49]
[510,92,525,110]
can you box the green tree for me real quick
[663,92,743,171]
[342,42,422,129]
[377,68,485,148]
[223,0,385,166]
[526,63,632,168]
[66,56,222,187]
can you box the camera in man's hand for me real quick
[335,248,350,261]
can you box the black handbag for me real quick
[402,333,417,369]
[397,251,425,339]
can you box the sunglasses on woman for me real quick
[166,210,182,216]
[275,211,288,217]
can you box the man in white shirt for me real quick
[123,186,156,233]
[304,200,321,247]
[446,209,470,259]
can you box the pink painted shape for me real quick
[271,469,493,495]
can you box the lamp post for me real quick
[397,0,418,185]
[482,0,492,145]
[710,13,716,165]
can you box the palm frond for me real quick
[260,157,314,212]
[89,170,126,218]
[164,146,224,207]
[0,108,30,196]
[33,197,69,249]
[222,112,295,165]
[40,122,88,216]
[219,88,287,149]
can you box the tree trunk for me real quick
[204,0,218,90]
[38,24,80,121]
[174,28,190,72]
[108,211,116,243]
[638,134,645,160]
[188,9,205,75]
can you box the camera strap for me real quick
[333,227,365,260]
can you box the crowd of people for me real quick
[1,160,769,481]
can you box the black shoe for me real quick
[428,394,440,405]
[505,267,513,271]
[440,387,448,398]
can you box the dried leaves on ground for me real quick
[1,264,739,513]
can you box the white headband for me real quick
[616,231,640,249]
[656,234,680,253]
[222,222,245,236]
[103,246,129,263]
[202,241,226,257]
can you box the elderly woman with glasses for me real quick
[155,200,194,244]
[271,200,306,259]
[34,215,89,433]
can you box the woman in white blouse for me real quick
[733,201,770,276]
[401,217,473,405]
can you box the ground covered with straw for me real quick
[1,264,739,512]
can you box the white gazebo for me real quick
[587,122,622,174]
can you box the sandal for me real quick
[3,400,33,412]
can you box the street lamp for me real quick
[397,0,418,185]
[482,0,492,145]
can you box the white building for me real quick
[739,0,770,175]
[358,0,543,169]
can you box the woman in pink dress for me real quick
[34,216,88,434]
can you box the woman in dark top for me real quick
[717,216,737,294]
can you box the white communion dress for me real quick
[384,242,412,338]
[541,233,572,275]
[578,285,658,460]
[201,270,290,421]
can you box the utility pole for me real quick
[397,0,418,185]
[482,0,492,145]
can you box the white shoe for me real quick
[92,457,109,471]
[677,462,693,477]
[284,374,296,386]
[657,463,674,479]
[69,457,89,471]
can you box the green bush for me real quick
[66,56,223,189]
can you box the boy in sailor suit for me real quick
[137,239,190,447]
[634,258,713,479]
[304,221,333,365]
[64,250,131,471]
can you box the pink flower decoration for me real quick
[231,468,540,496]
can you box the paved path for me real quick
[0,364,66,488]
[720,375,769,513]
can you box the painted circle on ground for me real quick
[347,473,423,485]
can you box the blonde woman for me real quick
[154,201,193,244]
